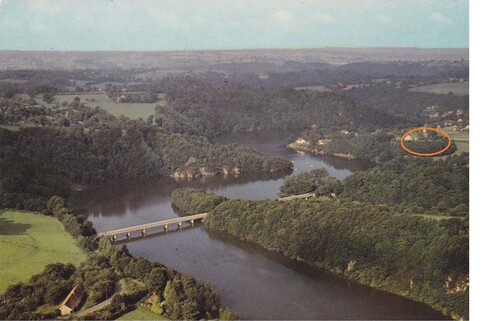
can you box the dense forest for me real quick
[172,188,468,319]
[260,61,468,89]
[278,156,468,216]
[279,168,339,197]
[0,101,291,211]
[338,156,469,215]
[1,66,468,139]
[190,61,467,91]
[337,85,469,118]
[156,83,404,138]
[171,188,228,214]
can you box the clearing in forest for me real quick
[0,210,87,293]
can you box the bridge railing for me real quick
[97,213,207,238]
[95,192,316,241]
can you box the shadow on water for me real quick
[69,171,291,217]
[213,129,374,175]
[204,230,449,320]
[0,216,31,235]
[70,130,446,320]
[119,223,449,320]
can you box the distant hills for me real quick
[0,47,468,71]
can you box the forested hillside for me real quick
[290,127,458,162]
[278,156,468,216]
[338,85,469,117]
[338,156,469,215]
[0,100,292,212]
[156,83,403,138]
[172,188,468,319]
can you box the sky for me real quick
[0,0,469,51]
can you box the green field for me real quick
[409,81,469,96]
[52,93,164,119]
[0,124,20,131]
[118,306,167,320]
[0,210,87,293]
[442,127,469,155]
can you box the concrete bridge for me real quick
[97,213,207,241]
[96,192,316,242]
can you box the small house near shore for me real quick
[59,284,84,316]
[141,293,159,308]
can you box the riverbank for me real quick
[203,199,467,320]
[287,142,357,159]
[170,189,467,320]
[0,201,237,320]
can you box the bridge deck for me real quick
[97,213,207,237]
[97,192,316,239]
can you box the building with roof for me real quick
[59,284,84,316]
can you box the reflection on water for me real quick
[122,226,447,320]
[70,130,446,320]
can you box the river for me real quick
[70,130,447,320]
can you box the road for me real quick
[74,279,124,317]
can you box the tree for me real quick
[42,92,54,103]
[147,115,154,126]
[219,307,239,320]
[146,267,169,296]
[128,257,152,280]
[181,300,199,320]
[162,280,177,318]
[47,195,64,213]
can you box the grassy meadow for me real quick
[442,126,469,155]
[52,93,164,119]
[0,124,21,131]
[409,81,469,96]
[0,210,87,293]
[117,306,167,320]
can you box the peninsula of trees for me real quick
[171,182,469,320]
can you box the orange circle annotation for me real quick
[400,127,452,157]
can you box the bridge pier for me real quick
[96,213,208,241]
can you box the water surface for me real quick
[70,130,447,320]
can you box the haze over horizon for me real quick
[0,0,468,51]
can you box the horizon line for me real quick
[0,46,470,53]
